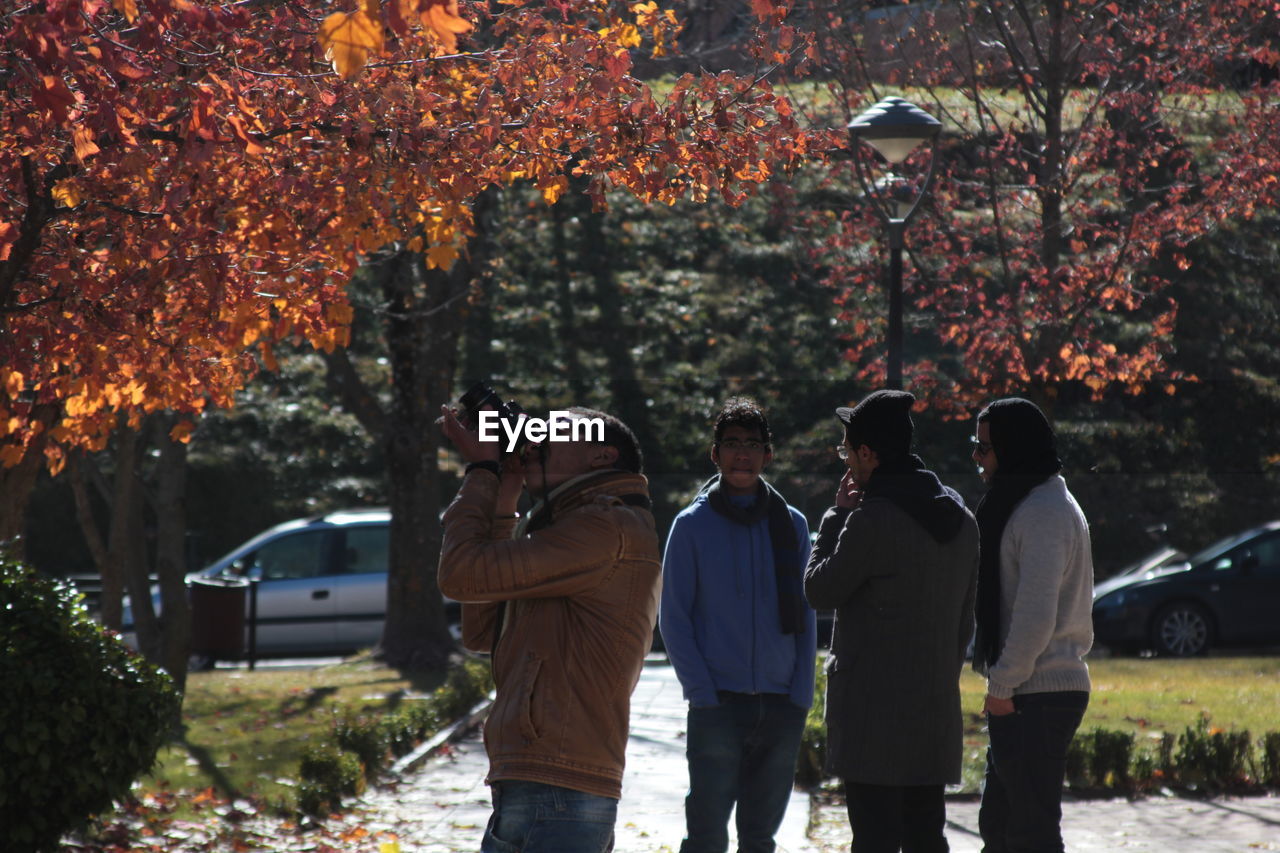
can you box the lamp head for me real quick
[847,96,942,164]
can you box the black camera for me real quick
[458,381,527,455]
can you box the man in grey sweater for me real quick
[970,398,1094,853]
[805,390,979,853]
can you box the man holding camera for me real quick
[439,401,662,853]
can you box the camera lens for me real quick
[459,382,498,412]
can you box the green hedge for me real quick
[297,657,492,816]
[0,550,182,852]
[800,657,1280,795]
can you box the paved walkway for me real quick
[334,660,1280,852]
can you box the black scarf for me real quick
[862,453,967,544]
[972,399,1063,671]
[702,475,804,634]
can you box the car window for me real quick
[343,526,389,575]
[1249,534,1280,576]
[1187,527,1271,567]
[253,531,330,581]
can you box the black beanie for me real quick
[836,390,915,457]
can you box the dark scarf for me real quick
[702,475,804,634]
[972,399,1063,672]
[862,453,967,543]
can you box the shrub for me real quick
[0,552,182,853]
[1065,735,1090,788]
[296,654,493,814]
[333,713,391,775]
[795,654,827,789]
[1086,729,1135,789]
[297,744,366,816]
[1261,732,1280,787]
[1175,716,1253,789]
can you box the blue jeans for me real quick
[680,691,808,853]
[481,780,617,853]
[979,691,1089,853]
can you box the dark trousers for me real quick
[679,691,808,853]
[979,691,1089,853]
[843,782,949,853]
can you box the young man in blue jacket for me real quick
[660,397,817,853]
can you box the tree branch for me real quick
[322,347,389,439]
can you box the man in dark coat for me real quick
[804,390,980,853]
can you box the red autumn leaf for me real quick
[34,75,77,123]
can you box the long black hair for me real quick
[972,398,1063,670]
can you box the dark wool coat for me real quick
[804,496,979,785]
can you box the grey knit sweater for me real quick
[983,475,1094,699]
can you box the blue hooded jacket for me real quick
[660,489,817,709]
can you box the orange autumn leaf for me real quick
[318,5,385,79]
[112,0,139,23]
[33,75,77,123]
[72,125,100,161]
[169,420,196,443]
[414,0,472,53]
[51,179,83,208]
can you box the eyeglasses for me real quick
[969,436,993,456]
[719,438,765,452]
[834,444,850,461]
[718,438,766,452]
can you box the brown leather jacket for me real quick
[439,468,661,799]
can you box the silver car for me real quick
[125,508,458,661]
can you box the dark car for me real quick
[1092,521,1280,656]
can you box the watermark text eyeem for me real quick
[478,411,604,453]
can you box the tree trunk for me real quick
[375,245,469,671]
[579,199,664,475]
[460,190,501,385]
[152,415,191,692]
[0,405,57,556]
[551,195,589,400]
[113,425,155,649]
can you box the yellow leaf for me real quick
[64,395,89,417]
[112,0,139,23]
[72,126,100,161]
[318,8,385,80]
[540,176,568,205]
[52,179,82,208]
[4,370,25,397]
[614,23,641,49]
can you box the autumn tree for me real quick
[775,0,1280,409]
[3,0,815,670]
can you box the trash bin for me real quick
[188,575,249,657]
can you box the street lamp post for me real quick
[846,96,942,390]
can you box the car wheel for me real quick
[1152,602,1212,657]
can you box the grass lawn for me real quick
[952,655,1280,792]
[142,657,446,811]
